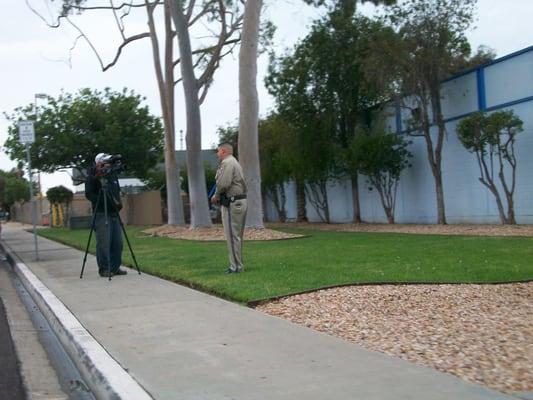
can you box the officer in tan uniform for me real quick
[211,143,247,273]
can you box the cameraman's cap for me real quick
[95,153,112,163]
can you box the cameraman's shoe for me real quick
[99,271,113,278]
[114,269,128,276]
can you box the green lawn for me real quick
[37,226,533,304]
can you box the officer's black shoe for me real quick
[224,268,243,274]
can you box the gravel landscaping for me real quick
[257,282,533,395]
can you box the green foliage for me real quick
[303,0,396,11]
[379,0,478,91]
[258,114,293,191]
[0,170,30,209]
[143,170,168,193]
[180,162,217,195]
[4,88,164,181]
[267,12,392,184]
[450,45,496,75]
[216,125,239,158]
[46,185,74,205]
[144,161,216,198]
[456,111,485,151]
[457,110,523,158]
[39,226,533,303]
[51,0,87,16]
[349,133,411,181]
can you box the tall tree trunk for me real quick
[168,0,211,227]
[487,182,508,224]
[351,173,362,223]
[269,185,286,222]
[238,0,264,228]
[419,92,447,225]
[305,182,330,223]
[498,157,517,225]
[434,170,446,224]
[146,1,184,225]
[477,155,508,224]
[295,178,307,222]
[506,198,516,224]
[277,184,287,222]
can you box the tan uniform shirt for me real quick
[215,155,247,197]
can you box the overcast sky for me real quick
[1,0,532,192]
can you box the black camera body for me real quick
[96,154,125,177]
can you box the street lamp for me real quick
[34,93,47,219]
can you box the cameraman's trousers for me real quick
[95,212,123,274]
[221,199,247,272]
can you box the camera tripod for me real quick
[80,177,141,281]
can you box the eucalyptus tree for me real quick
[33,0,245,226]
[457,110,524,225]
[368,0,478,224]
[238,0,264,228]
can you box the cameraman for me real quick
[85,153,127,278]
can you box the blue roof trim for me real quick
[485,95,533,112]
[442,45,533,84]
[476,68,486,111]
[398,95,533,134]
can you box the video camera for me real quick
[95,154,125,177]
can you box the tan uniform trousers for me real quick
[221,198,247,271]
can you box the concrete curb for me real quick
[2,244,153,400]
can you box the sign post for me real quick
[18,120,39,261]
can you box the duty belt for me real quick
[229,194,247,202]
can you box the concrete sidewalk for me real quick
[1,223,518,400]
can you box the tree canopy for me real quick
[0,170,30,210]
[46,185,74,205]
[4,88,164,181]
[348,132,411,223]
[457,110,523,224]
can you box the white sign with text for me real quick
[18,120,35,144]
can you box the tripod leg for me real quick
[80,190,102,278]
[102,185,112,281]
[118,215,141,275]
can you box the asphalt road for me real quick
[0,297,25,400]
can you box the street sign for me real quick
[18,120,35,144]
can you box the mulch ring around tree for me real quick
[142,224,304,241]
[143,222,533,241]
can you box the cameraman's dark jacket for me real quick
[85,167,123,215]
